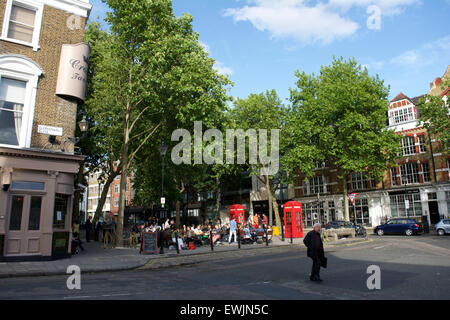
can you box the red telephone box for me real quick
[229,204,245,225]
[283,201,303,238]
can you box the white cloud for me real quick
[389,35,450,67]
[329,0,421,16]
[214,61,234,76]
[224,0,359,45]
[223,0,421,45]
[200,41,234,76]
[364,35,450,71]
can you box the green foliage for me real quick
[285,57,401,182]
[418,88,450,155]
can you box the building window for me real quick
[350,199,370,225]
[1,0,44,51]
[390,168,398,186]
[400,163,420,185]
[9,195,24,230]
[390,193,422,218]
[390,106,415,125]
[402,136,416,156]
[0,55,43,148]
[422,163,431,183]
[0,78,25,146]
[125,196,128,206]
[114,184,119,193]
[114,197,119,207]
[350,172,376,190]
[28,196,41,230]
[303,176,325,195]
[125,183,129,192]
[418,135,427,153]
[187,209,199,217]
[53,194,69,229]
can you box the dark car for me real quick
[374,218,423,236]
[325,220,355,229]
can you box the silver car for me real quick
[434,219,450,236]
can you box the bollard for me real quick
[175,232,180,254]
[159,231,164,254]
[264,226,268,246]
[238,227,241,249]
[281,221,285,242]
[210,230,214,252]
[290,221,293,244]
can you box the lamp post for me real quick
[158,141,168,214]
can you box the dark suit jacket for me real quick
[303,230,324,259]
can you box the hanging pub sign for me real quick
[55,42,90,101]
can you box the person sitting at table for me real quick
[212,224,222,245]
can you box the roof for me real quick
[391,92,410,103]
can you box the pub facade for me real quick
[0,0,91,260]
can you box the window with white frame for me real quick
[391,168,398,186]
[1,0,43,51]
[303,176,325,195]
[400,162,420,185]
[350,172,376,190]
[114,197,118,207]
[402,136,416,156]
[0,55,43,148]
[418,135,427,153]
[389,106,415,125]
[0,78,25,145]
[114,184,119,193]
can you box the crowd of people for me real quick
[136,213,273,251]
[71,213,273,254]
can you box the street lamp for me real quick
[78,115,89,133]
[159,141,168,210]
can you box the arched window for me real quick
[0,54,43,148]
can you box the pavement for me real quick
[0,234,449,300]
[0,232,370,279]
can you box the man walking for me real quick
[303,223,326,282]
[229,217,237,244]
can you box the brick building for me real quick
[291,66,450,228]
[0,0,91,260]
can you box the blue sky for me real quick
[89,0,450,103]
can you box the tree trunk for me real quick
[117,112,130,248]
[176,200,181,228]
[266,175,273,226]
[72,163,85,225]
[92,173,116,223]
[343,174,349,221]
[215,175,221,220]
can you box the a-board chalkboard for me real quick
[141,232,158,254]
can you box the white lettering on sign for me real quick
[38,125,63,136]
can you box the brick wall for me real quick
[0,2,87,152]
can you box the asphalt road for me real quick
[0,235,449,300]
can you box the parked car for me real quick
[434,219,450,236]
[374,218,423,236]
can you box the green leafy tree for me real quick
[418,79,450,155]
[87,0,231,244]
[286,57,400,221]
[230,90,286,230]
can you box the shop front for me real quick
[0,147,83,261]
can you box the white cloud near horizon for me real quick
[200,41,234,76]
[224,0,421,45]
[364,35,450,70]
